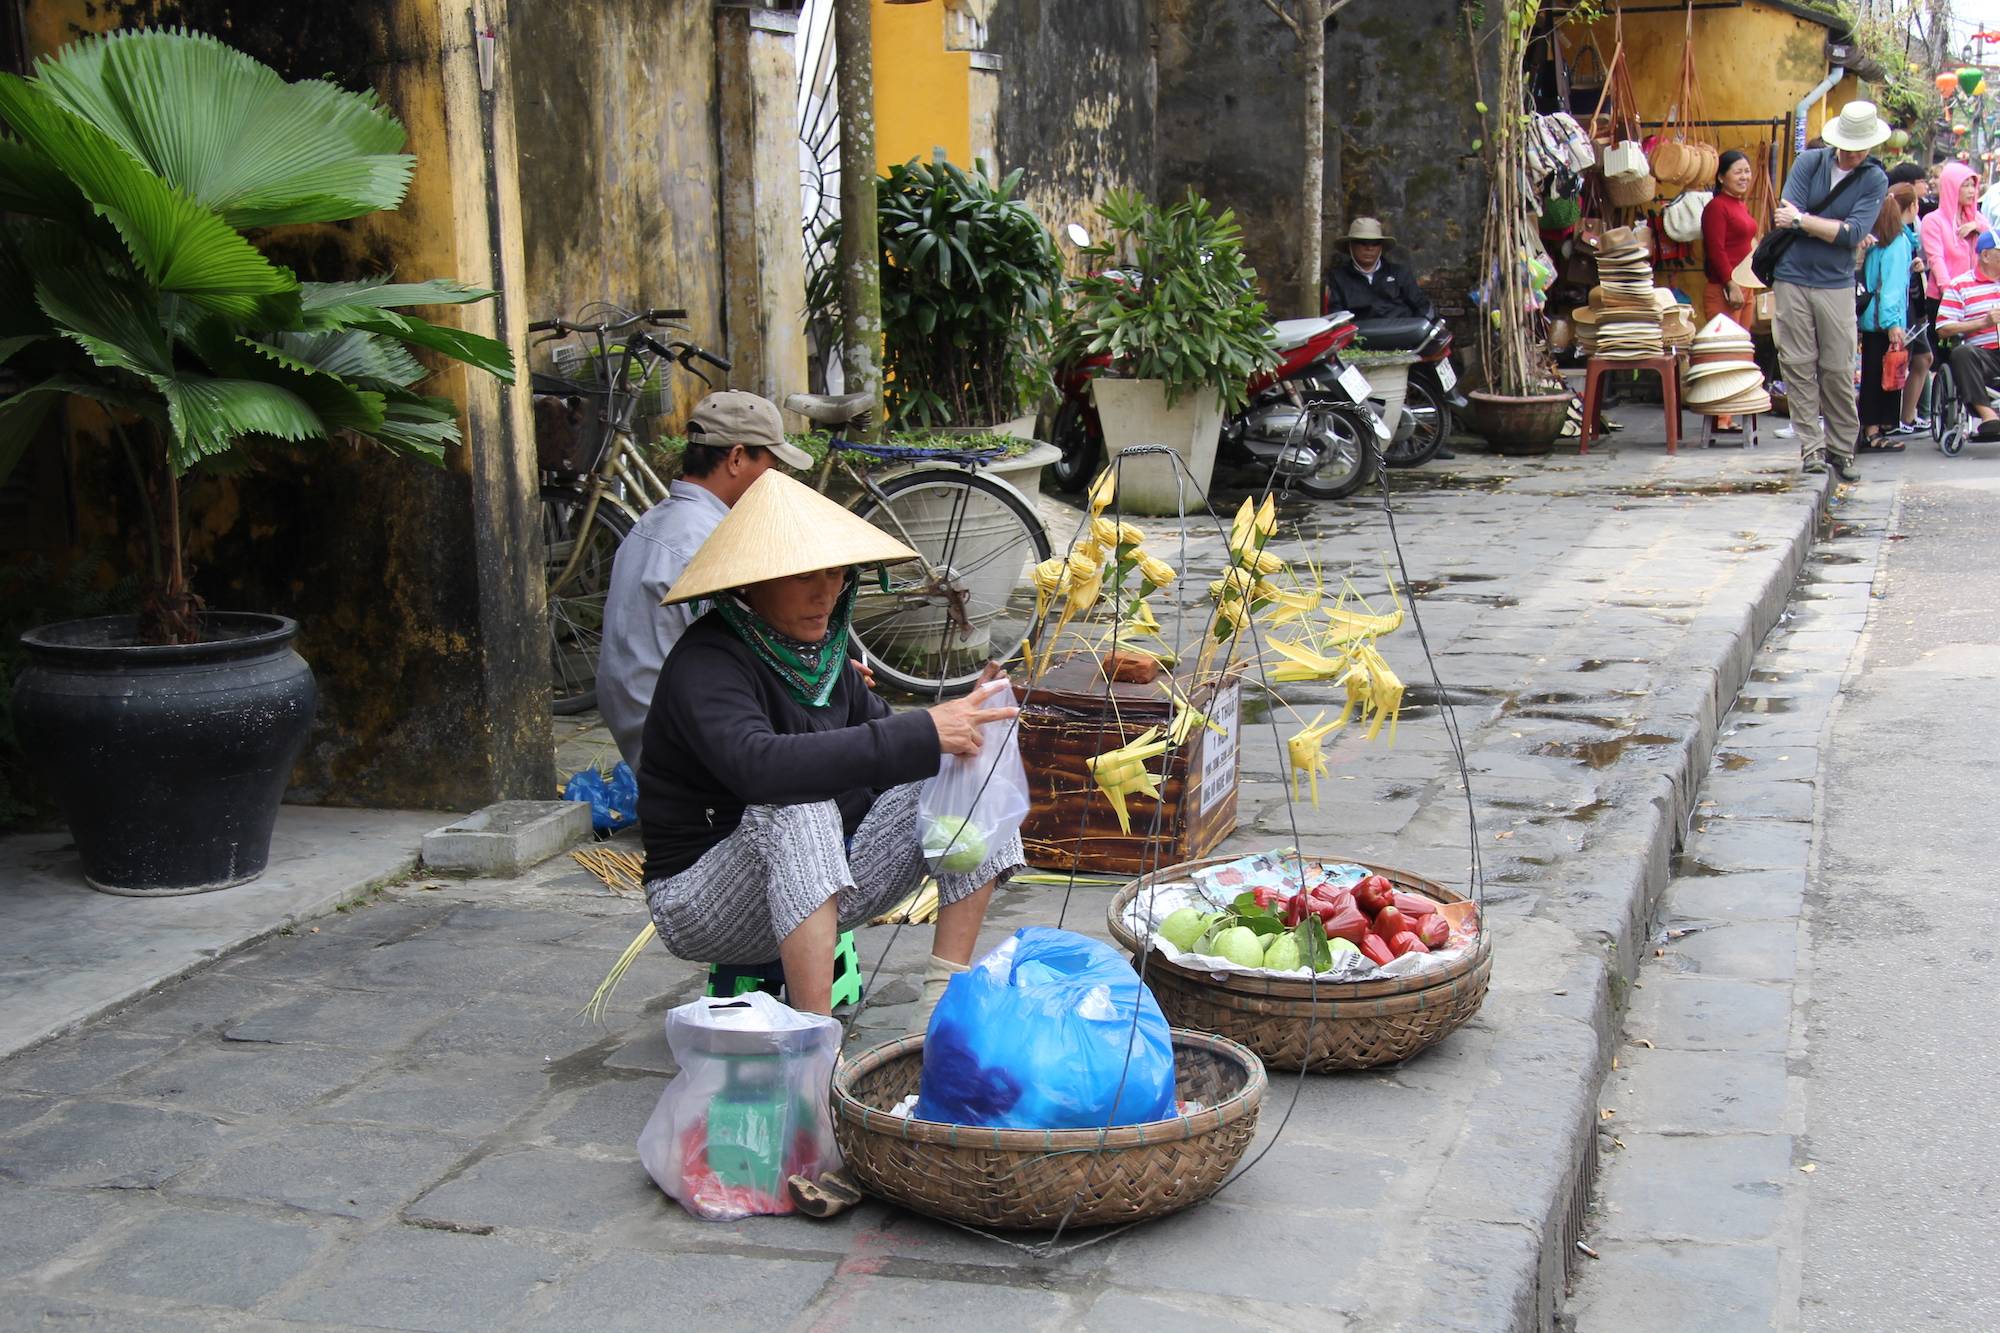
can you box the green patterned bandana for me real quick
[715,576,858,709]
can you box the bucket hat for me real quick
[687,390,814,470]
[662,470,919,606]
[1821,101,1892,152]
[1338,217,1395,245]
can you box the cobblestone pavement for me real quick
[2,434,1830,1331]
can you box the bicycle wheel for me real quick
[541,485,633,715]
[1384,372,1447,468]
[848,469,1052,696]
[1290,400,1380,500]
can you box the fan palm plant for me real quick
[0,27,513,643]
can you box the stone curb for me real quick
[1406,471,1833,1331]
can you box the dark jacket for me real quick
[1322,254,1434,321]
[637,612,941,881]
[1774,149,1888,291]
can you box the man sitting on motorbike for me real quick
[1322,216,1457,462]
[1322,217,1433,322]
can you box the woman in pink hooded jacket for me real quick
[1920,162,1988,300]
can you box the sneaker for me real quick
[1830,455,1861,482]
[1801,457,1827,474]
[1885,420,1923,438]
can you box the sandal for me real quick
[1858,439,1905,453]
[788,1169,863,1219]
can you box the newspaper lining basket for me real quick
[831,1029,1265,1230]
[1107,855,1492,1071]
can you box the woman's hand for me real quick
[1890,326,1906,349]
[1725,282,1743,305]
[928,669,1019,757]
[1962,220,1983,239]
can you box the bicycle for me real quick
[785,392,1052,697]
[530,304,731,713]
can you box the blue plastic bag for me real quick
[914,927,1176,1130]
[563,762,638,832]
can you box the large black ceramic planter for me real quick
[12,613,316,895]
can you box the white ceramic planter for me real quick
[1353,355,1418,436]
[1088,378,1224,516]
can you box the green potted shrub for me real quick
[1061,189,1278,514]
[807,157,1061,430]
[0,29,513,894]
[805,157,1064,500]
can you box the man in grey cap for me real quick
[598,390,813,769]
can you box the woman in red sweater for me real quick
[1701,151,1759,430]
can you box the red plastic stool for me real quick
[1579,353,1684,455]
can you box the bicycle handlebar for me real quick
[527,308,691,337]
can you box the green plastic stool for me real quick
[829,930,862,1009]
[704,930,862,1008]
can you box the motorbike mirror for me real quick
[1064,222,1091,247]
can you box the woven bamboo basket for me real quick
[1606,171,1658,209]
[831,1029,1265,1230]
[1107,856,1492,1072]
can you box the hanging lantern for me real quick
[1938,72,1961,97]
[1958,67,1986,96]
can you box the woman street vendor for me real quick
[636,470,1022,1021]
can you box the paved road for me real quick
[1567,447,2000,1331]
[1800,452,2000,1330]
[1,437,1828,1331]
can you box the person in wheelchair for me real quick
[1936,232,2000,442]
[635,471,1020,1021]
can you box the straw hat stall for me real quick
[1680,314,1770,417]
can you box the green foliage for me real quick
[0,27,514,489]
[806,157,1062,430]
[1058,188,1280,414]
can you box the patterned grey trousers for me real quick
[644,781,1024,965]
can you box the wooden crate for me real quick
[1013,655,1242,875]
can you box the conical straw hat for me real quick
[662,470,920,605]
[1730,251,1766,291]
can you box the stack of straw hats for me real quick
[1680,314,1769,416]
[1588,227,1665,359]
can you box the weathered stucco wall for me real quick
[508,0,726,424]
[15,0,549,812]
[1154,0,1490,326]
[986,0,1156,260]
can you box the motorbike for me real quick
[1046,308,1392,500]
[1346,316,1468,468]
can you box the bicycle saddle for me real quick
[784,391,875,430]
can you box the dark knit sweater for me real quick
[637,612,941,881]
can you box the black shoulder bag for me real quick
[1751,158,1883,287]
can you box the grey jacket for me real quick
[1774,149,1887,291]
[597,480,729,769]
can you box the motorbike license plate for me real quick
[1437,361,1457,391]
[1338,364,1372,403]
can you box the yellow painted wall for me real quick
[873,0,972,172]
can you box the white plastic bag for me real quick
[636,992,842,1221]
[917,679,1028,874]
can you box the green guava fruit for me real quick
[1322,937,1361,969]
[1212,926,1267,969]
[923,816,988,872]
[1159,907,1210,951]
[1262,934,1303,971]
